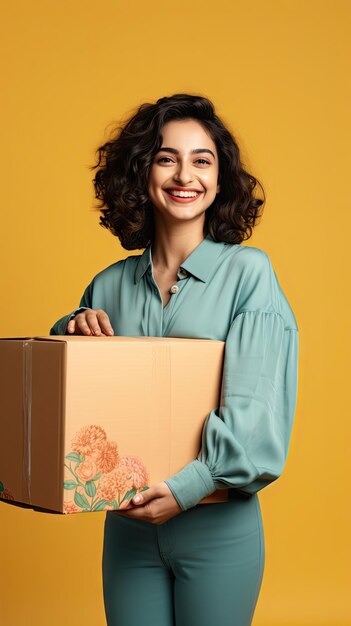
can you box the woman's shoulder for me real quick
[225,244,298,330]
[224,242,273,276]
[88,253,140,285]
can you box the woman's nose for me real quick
[173,161,194,184]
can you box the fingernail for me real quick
[133,495,142,503]
[109,330,114,335]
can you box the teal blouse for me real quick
[49,234,299,511]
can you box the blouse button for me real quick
[170,284,179,294]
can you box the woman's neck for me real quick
[151,222,206,273]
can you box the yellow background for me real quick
[0,1,350,624]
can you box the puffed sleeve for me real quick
[164,255,299,511]
[49,280,93,335]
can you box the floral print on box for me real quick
[63,424,150,514]
[0,481,15,501]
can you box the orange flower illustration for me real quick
[92,440,120,473]
[64,424,150,513]
[119,455,149,490]
[3,489,15,500]
[96,465,133,503]
[71,425,107,456]
[0,485,15,501]
[75,458,97,483]
[63,501,79,514]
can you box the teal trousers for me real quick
[102,492,265,626]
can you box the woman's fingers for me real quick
[96,310,114,336]
[67,318,76,334]
[67,311,92,335]
[66,309,114,336]
[82,310,100,335]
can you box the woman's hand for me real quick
[67,309,114,336]
[111,482,183,524]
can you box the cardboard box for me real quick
[0,336,229,514]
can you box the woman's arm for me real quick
[165,311,299,510]
[164,253,299,511]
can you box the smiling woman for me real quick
[50,93,298,626]
[147,118,221,233]
[148,119,219,210]
[90,93,265,250]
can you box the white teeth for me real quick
[167,190,199,198]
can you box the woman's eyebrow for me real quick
[156,147,216,159]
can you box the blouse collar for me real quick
[134,234,227,284]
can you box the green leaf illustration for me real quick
[0,481,4,494]
[64,480,78,490]
[140,486,150,492]
[92,499,112,511]
[121,488,137,503]
[74,491,89,509]
[66,451,84,463]
[85,480,96,498]
[91,471,103,481]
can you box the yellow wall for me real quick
[0,1,350,624]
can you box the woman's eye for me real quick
[157,157,210,165]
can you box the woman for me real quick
[50,93,299,626]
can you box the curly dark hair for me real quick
[90,93,265,250]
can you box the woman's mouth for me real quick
[163,189,203,203]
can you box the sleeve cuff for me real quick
[164,460,216,511]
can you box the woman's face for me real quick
[147,118,220,225]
